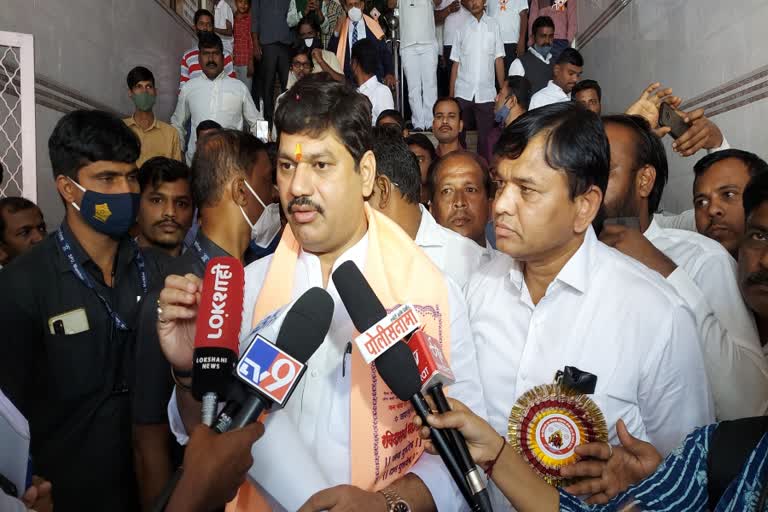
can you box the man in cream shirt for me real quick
[159,76,485,511]
[465,103,713,510]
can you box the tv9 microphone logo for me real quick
[236,334,305,406]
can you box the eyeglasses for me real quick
[292,62,312,70]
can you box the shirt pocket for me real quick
[45,329,106,403]
[482,31,496,55]
[221,91,242,112]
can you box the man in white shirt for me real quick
[450,0,505,163]
[368,127,485,288]
[434,0,470,97]
[598,114,768,420]
[171,33,263,164]
[159,76,485,511]
[465,103,713,510]
[212,0,235,54]
[352,39,394,127]
[429,151,493,253]
[397,0,439,131]
[528,47,583,110]
[486,0,528,74]
[179,9,237,89]
[658,149,768,261]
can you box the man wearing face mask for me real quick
[124,66,182,167]
[0,110,169,511]
[328,0,396,86]
[288,16,345,87]
[507,15,555,95]
[132,130,278,508]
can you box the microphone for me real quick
[331,261,482,510]
[151,287,334,512]
[192,257,244,426]
[408,330,493,512]
[225,287,334,430]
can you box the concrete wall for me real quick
[1,0,196,225]
[577,0,768,213]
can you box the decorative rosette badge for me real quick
[507,367,608,487]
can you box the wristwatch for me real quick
[379,488,411,512]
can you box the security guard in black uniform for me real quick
[0,110,168,511]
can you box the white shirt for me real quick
[655,208,696,231]
[399,0,438,48]
[169,233,487,510]
[358,75,394,126]
[214,0,235,55]
[465,228,713,509]
[436,1,472,48]
[171,72,263,163]
[486,0,528,44]
[528,79,570,110]
[507,47,551,76]
[450,14,505,103]
[415,205,485,289]
[645,218,768,419]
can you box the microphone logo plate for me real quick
[236,334,306,406]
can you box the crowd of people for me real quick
[1,0,767,511]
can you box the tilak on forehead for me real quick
[295,143,302,162]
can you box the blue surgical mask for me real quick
[495,104,511,125]
[534,44,552,57]
[69,178,140,238]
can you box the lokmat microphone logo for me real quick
[353,304,422,364]
[236,334,306,406]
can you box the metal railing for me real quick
[0,31,36,202]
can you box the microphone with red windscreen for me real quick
[192,256,245,426]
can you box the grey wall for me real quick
[577,0,768,213]
[1,0,196,226]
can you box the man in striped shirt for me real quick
[180,9,237,90]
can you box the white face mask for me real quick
[239,181,282,247]
[303,37,314,48]
[348,6,363,22]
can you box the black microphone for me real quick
[408,330,493,512]
[226,287,334,430]
[151,287,334,512]
[332,261,481,509]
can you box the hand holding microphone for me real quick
[414,397,506,471]
[157,273,203,372]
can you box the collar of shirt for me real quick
[57,221,137,276]
[414,204,445,248]
[644,216,664,240]
[529,47,552,63]
[358,75,379,94]
[544,80,569,100]
[195,231,232,259]
[507,226,593,299]
[125,115,158,132]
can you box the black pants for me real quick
[438,45,452,98]
[259,42,291,123]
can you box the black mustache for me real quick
[746,270,768,286]
[287,196,324,215]
[154,219,181,228]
